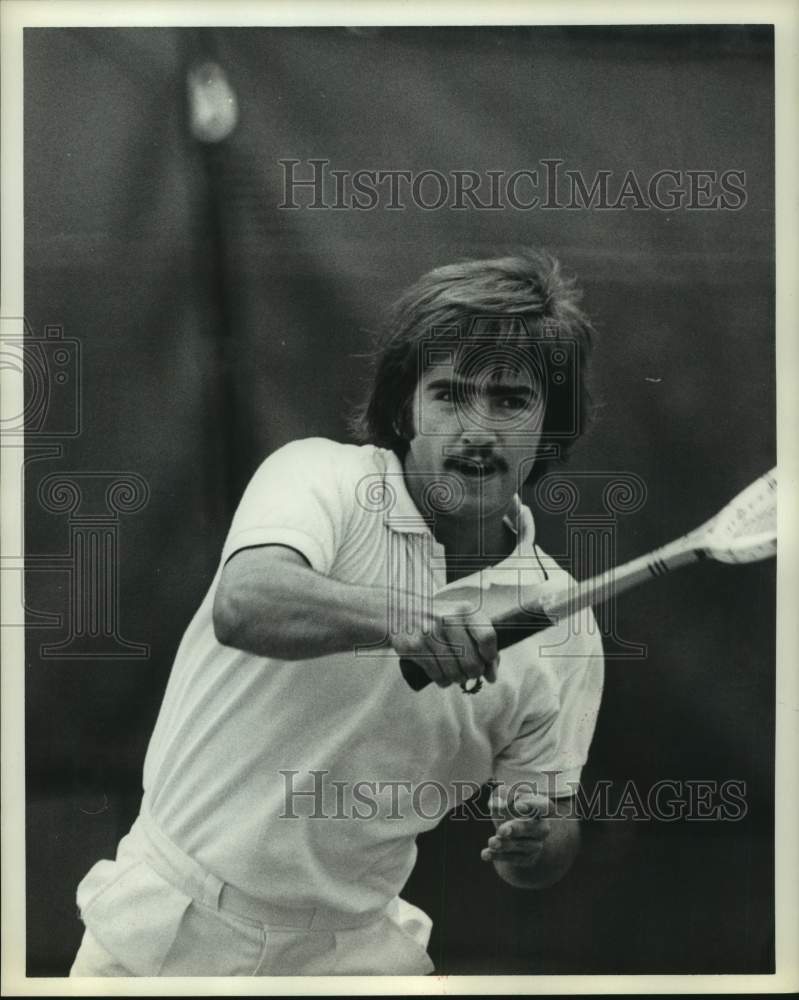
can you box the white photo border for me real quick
[2,1,796,995]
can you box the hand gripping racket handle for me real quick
[399,608,557,691]
[399,468,776,692]
[397,542,691,691]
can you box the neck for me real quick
[431,510,513,558]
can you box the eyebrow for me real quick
[425,377,533,396]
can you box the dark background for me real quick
[23,26,775,975]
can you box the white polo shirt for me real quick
[141,438,604,915]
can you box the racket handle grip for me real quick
[399,658,433,691]
[399,610,556,691]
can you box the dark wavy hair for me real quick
[351,248,596,480]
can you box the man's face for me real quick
[403,358,545,519]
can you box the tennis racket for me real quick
[400,467,777,692]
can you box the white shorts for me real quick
[70,810,434,977]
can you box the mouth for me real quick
[445,456,504,479]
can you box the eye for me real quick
[499,395,530,411]
[434,389,453,402]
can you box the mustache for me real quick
[443,452,509,474]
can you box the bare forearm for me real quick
[493,816,580,889]
[213,549,390,659]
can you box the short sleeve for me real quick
[493,622,605,800]
[220,438,356,575]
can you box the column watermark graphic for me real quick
[534,470,649,658]
[1,317,150,659]
[35,472,150,658]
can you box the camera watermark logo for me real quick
[0,318,81,437]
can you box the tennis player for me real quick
[70,249,605,976]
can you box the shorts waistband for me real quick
[135,807,388,931]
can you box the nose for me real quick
[460,429,498,450]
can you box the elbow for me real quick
[212,576,296,659]
[212,582,242,649]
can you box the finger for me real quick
[414,647,446,688]
[429,647,456,687]
[486,840,546,858]
[511,797,551,819]
[434,639,470,684]
[481,845,544,863]
[463,623,498,683]
[465,619,498,666]
[445,625,483,680]
[493,818,551,841]
[441,604,486,680]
